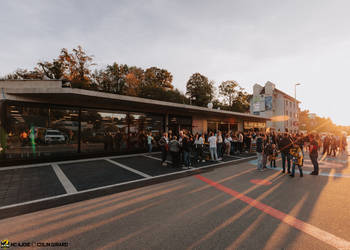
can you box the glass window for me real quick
[128,113,163,152]
[207,121,217,134]
[5,103,78,159]
[80,109,128,153]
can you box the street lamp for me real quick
[294,83,301,132]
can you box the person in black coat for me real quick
[279,133,293,173]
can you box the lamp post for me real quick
[294,83,301,132]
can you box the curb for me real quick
[0,156,256,220]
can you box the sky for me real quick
[1,0,350,125]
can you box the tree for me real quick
[218,80,250,112]
[186,73,214,107]
[4,68,43,80]
[143,67,173,89]
[58,45,95,88]
[36,59,65,80]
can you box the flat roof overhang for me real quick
[3,87,269,121]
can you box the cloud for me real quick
[1,0,350,124]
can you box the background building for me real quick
[249,81,300,133]
[0,80,268,165]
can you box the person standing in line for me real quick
[330,135,338,157]
[238,132,244,154]
[208,132,218,161]
[309,134,319,175]
[158,132,169,166]
[290,142,303,178]
[279,132,293,173]
[256,133,264,171]
[182,135,191,169]
[224,133,232,156]
[147,132,153,153]
[269,143,278,168]
[169,136,180,168]
[217,131,223,160]
[262,134,271,169]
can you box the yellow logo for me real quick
[0,239,9,249]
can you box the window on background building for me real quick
[5,103,79,160]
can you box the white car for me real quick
[44,130,66,144]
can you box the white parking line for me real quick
[143,154,172,164]
[0,155,257,211]
[51,163,77,194]
[0,151,160,171]
[105,158,151,178]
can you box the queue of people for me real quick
[156,130,261,169]
[255,131,347,177]
[155,129,347,173]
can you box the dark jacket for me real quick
[279,136,293,154]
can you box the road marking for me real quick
[143,154,172,164]
[0,151,161,171]
[51,164,77,194]
[105,158,151,178]
[269,167,350,178]
[195,175,350,250]
[0,154,257,211]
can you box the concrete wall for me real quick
[0,80,62,89]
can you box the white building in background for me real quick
[249,81,300,133]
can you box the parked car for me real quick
[44,129,66,144]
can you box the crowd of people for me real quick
[155,129,348,176]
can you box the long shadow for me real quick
[220,159,334,249]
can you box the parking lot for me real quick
[0,151,256,217]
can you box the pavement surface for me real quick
[0,149,349,250]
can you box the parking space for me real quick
[59,160,145,191]
[111,156,183,177]
[0,166,66,207]
[0,151,256,213]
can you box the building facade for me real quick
[249,81,300,133]
[0,80,268,165]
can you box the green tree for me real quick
[218,80,239,107]
[186,73,214,107]
[218,80,250,112]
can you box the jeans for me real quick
[171,151,180,167]
[210,147,218,161]
[183,151,190,167]
[291,162,303,176]
[310,154,319,173]
[257,152,263,170]
[217,143,223,158]
[270,159,276,167]
[148,143,152,153]
[262,154,267,168]
[281,152,291,172]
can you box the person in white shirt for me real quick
[217,131,223,160]
[208,132,218,161]
[224,134,232,155]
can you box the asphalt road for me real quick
[1,153,349,250]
